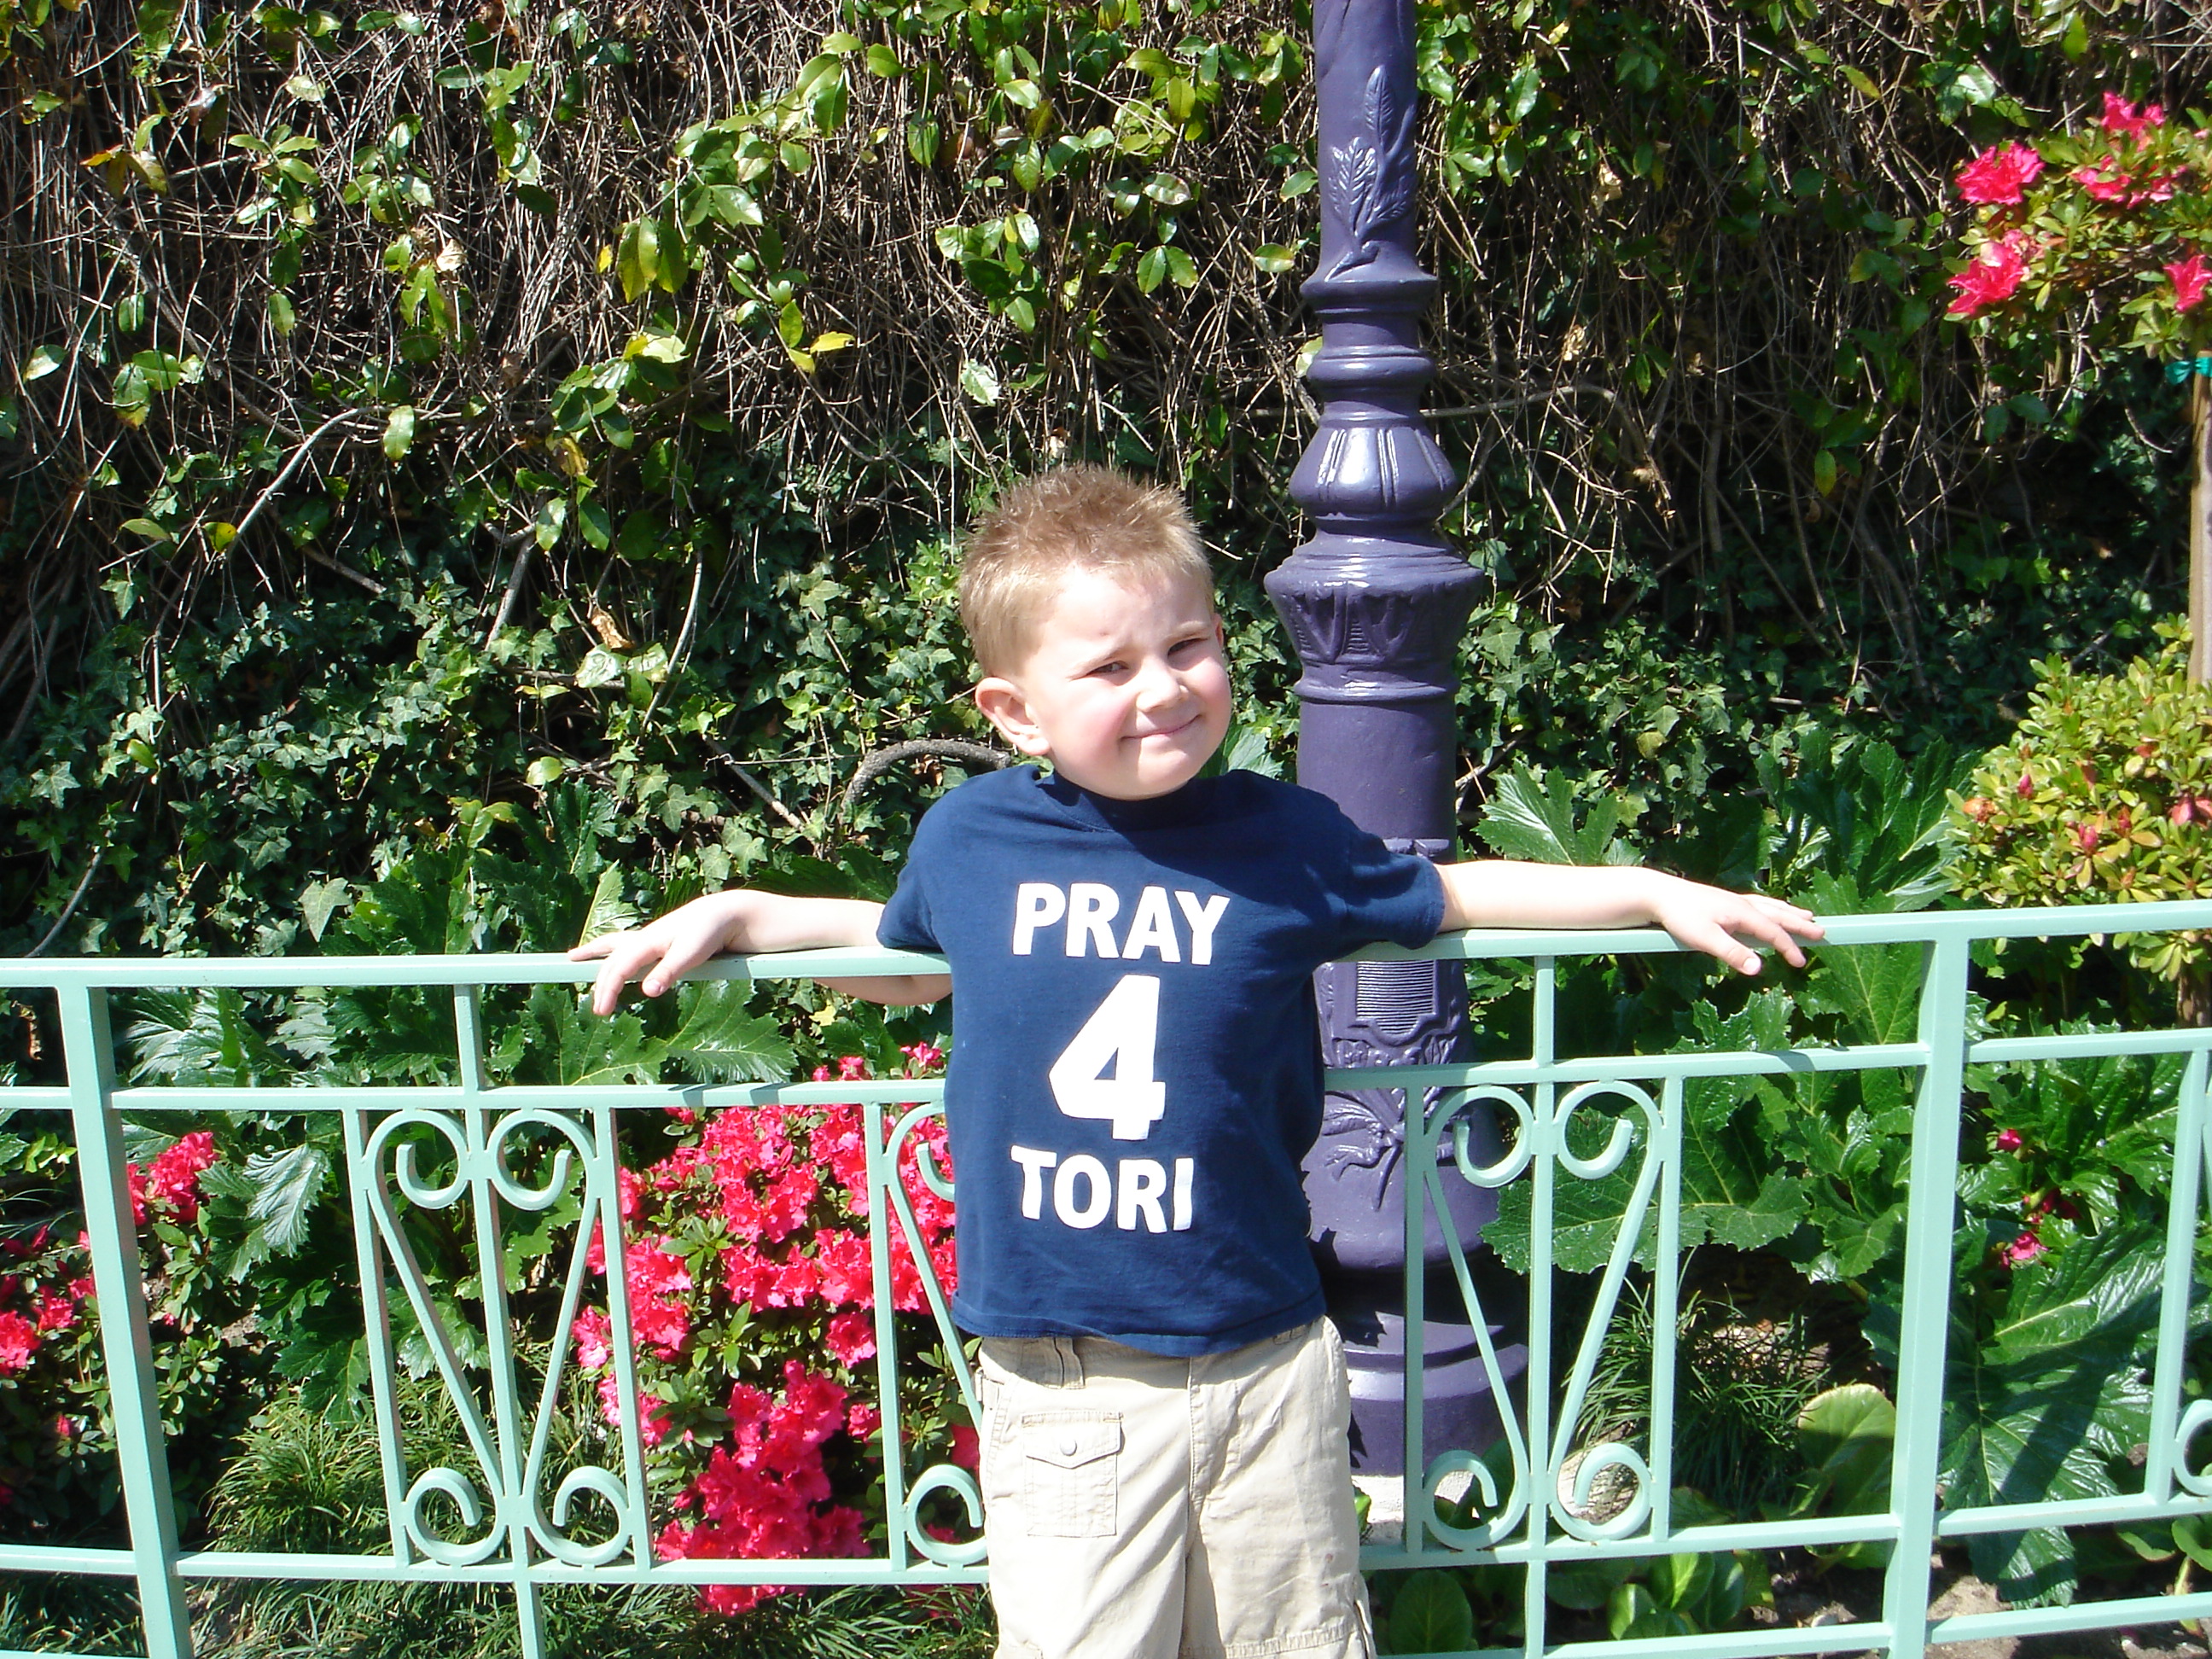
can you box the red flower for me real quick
[1955,142,2044,204]
[1948,236,2027,317]
[2074,160,2176,205]
[2016,768,2036,798]
[0,1312,38,1376]
[824,1310,877,1368]
[1994,1127,2024,1153]
[2167,253,2210,312]
[2070,822,2100,854]
[2100,91,2166,137]
[34,1289,76,1332]
[2002,1230,2046,1266]
[949,1423,980,1470]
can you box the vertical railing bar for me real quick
[1523,958,1557,1657]
[1403,1080,1427,1560]
[1648,1075,1685,1540]
[58,983,195,1659]
[866,1099,910,1573]
[1880,937,1970,1659]
[343,1106,415,1564]
[2145,1046,2208,1501]
[454,987,543,1659]
[596,1105,652,1567]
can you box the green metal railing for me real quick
[2,899,2209,1658]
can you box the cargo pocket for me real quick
[1016,1412,1121,1539]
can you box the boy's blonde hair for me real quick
[958,465,1211,676]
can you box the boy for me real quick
[574,466,1820,1659]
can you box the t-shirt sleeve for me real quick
[873,805,944,953]
[1317,807,1447,955]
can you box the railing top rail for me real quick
[3,898,2209,990]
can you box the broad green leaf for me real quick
[1383,1571,1472,1656]
[1476,762,1639,865]
[616,217,660,302]
[239,1143,331,1252]
[299,876,352,941]
[1796,1382,1894,1516]
[1940,1224,2168,1606]
[381,404,416,460]
[22,343,64,380]
[1251,242,1297,274]
[655,980,795,1083]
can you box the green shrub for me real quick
[1951,623,2212,1016]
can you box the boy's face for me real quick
[975,567,1232,800]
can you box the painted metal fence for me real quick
[2,898,2209,1659]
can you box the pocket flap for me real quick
[1020,1415,1121,1470]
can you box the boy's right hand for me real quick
[570,891,756,1016]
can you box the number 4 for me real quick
[1049,973,1167,1140]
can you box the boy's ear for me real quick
[975,678,1052,758]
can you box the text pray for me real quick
[1012,882,1230,963]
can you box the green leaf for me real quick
[381,404,416,460]
[1940,1224,2168,1606]
[617,217,660,302]
[958,358,1000,405]
[23,343,65,381]
[1505,61,1542,120]
[1796,1382,1895,1516]
[577,497,613,550]
[1135,245,1169,294]
[1476,762,1639,865]
[119,516,172,543]
[655,980,795,1082]
[526,755,568,787]
[300,876,353,941]
[1383,1570,1472,1656]
[267,289,296,336]
[864,43,901,77]
[239,1143,332,1253]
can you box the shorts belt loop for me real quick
[1052,1335,1085,1387]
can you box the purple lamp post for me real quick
[1267,0,1524,1473]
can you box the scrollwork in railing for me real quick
[877,1099,987,1569]
[353,1100,644,1572]
[1545,1080,1664,1544]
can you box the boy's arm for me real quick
[1435,861,1823,976]
[569,889,952,1015]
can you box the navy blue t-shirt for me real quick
[876,765,1445,1355]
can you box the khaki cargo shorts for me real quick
[976,1316,1374,1659]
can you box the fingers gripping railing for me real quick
[2,900,2210,1659]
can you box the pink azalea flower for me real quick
[1994,1127,2023,1153]
[949,1423,980,1470]
[1947,236,2028,317]
[0,1312,38,1376]
[2002,1230,2046,1266]
[2074,160,2177,205]
[2100,91,2166,137]
[824,1309,877,1368]
[2167,253,2210,311]
[1955,142,2045,204]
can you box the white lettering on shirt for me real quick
[1004,882,1231,961]
[1053,1154,1112,1227]
[1010,1144,1057,1218]
[1174,890,1231,965]
[1119,886,1181,963]
[1011,1146,1199,1232]
[1116,1158,1167,1231]
[1066,883,1121,958]
[1012,883,1067,956]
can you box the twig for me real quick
[841,739,1010,814]
[230,410,364,544]
[710,745,809,831]
[486,539,534,646]
[305,548,386,597]
[26,853,102,958]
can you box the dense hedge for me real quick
[0,0,2203,958]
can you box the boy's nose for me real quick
[1132,659,1186,710]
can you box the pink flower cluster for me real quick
[0,1229,95,1384]
[1947,231,2029,318]
[126,1132,218,1227]
[1954,141,2043,206]
[567,1046,958,1612]
[654,1359,868,1614]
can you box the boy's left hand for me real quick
[1647,882,1823,975]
